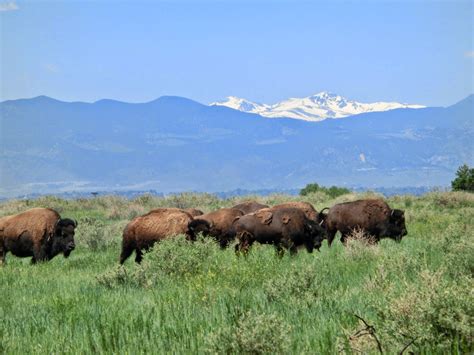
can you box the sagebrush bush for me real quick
[373,270,473,352]
[343,228,380,261]
[97,236,221,288]
[205,311,291,354]
[264,265,321,304]
[96,266,138,288]
[139,236,220,280]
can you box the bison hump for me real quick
[254,210,273,225]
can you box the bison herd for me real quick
[0,199,408,265]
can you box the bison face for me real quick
[54,219,77,257]
[387,209,407,242]
[187,219,211,240]
[305,220,327,251]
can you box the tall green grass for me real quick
[0,192,472,353]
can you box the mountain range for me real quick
[211,92,425,121]
[0,94,472,198]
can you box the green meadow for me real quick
[0,192,472,354]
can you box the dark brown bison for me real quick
[183,208,204,217]
[324,199,408,246]
[188,208,244,248]
[272,201,325,223]
[232,201,269,214]
[120,208,209,264]
[233,207,327,255]
[0,208,77,264]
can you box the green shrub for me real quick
[373,270,473,352]
[205,311,291,354]
[264,265,321,304]
[97,236,221,289]
[300,183,351,198]
[96,266,138,288]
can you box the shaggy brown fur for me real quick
[233,207,326,255]
[183,208,204,217]
[188,208,244,248]
[120,208,197,264]
[231,201,269,214]
[324,199,407,246]
[273,201,322,223]
[0,208,77,264]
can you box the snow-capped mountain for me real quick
[210,92,425,121]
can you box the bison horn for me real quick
[390,209,395,217]
[74,219,78,227]
[319,219,324,226]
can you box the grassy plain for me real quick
[0,192,472,354]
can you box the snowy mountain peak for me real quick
[210,92,425,122]
[210,96,267,113]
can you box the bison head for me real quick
[53,218,77,257]
[386,209,407,242]
[304,219,327,252]
[187,219,212,241]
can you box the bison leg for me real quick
[0,244,5,265]
[219,238,230,249]
[289,245,298,256]
[134,249,143,264]
[274,244,285,258]
[327,229,337,247]
[119,238,136,265]
[119,246,134,265]
[235,231,253,256]
[235,240,251,256]
[32,243,49,264]
[340,233,349,246]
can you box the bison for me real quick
[233,207,326,256]
[272,201,325,223]
[324,199,407,246]
[232,201,269,214]
[120,208,208,264]
[0,208,77,264]
[188,208,244,248]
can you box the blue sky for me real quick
[1,0,472,106]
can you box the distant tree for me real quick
[300,183,350,198]
[300,183,321,196]
[451,164,474,192]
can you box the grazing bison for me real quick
[232,201,269,214]
[188,208,244,248]
[324,199,407,246]
[233,207,326,255]
[120,208,207,264]
[272,201,325,223]
[0,208,77,264]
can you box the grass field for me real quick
[0,192,473,354]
